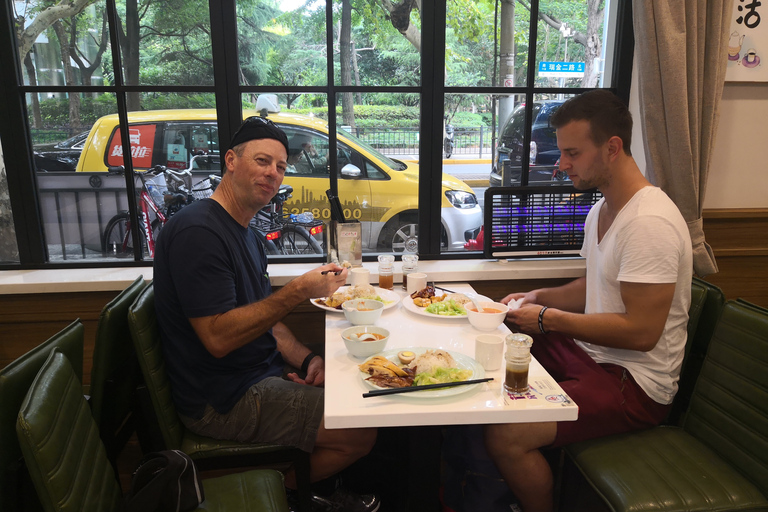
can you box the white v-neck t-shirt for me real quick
[577,186,692,404]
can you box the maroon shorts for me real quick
[531,332,671,448]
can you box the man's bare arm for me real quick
[502,277,587,314]
[508,281,675,352]
[189,264,346,358]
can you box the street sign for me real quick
[538,61,585,78]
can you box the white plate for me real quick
[311,286,400,313]
[359,347,485,398]
[402,294,490,319]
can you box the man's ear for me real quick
[224,149,236,173]
[606,135,623,160]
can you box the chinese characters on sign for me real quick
[727,0,766,81]
[538,61,585,78]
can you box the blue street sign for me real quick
[538,61,585,77]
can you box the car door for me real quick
[279,126,373,240]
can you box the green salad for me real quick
[425,299,466,316]
[413,367,473,386]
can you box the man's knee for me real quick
[349,427,377,457]
[316,426,377,457]
[484,422,556,458]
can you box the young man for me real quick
[153,117,380,512]
[485,90,692,512]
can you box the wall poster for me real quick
[726,0,767,81]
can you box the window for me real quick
[0,0,632,267]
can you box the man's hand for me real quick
[506,303,547,335]
[295,264,348,299]
[501,290,539,307]
[287,356,325,387]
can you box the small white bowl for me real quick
[342,299,384,325]
[465,301,509,331]
[341,325,390,358]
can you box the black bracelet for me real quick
[538,306,549,334]
[301,352,320,374]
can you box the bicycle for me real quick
[102,158,210,258]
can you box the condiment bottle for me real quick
[401,254,419,290]
[504,333,533,394]
[377,254,394,290]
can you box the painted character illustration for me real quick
[742,48,761,68]
[729,31,745,61]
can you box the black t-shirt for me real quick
[153,199,283,419]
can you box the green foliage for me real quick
[34,95,117,128]
[32,92,217,128]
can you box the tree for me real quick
[14,0,99,128]
[52,20,82,130]
[518,0,603,87]
[339,0,355,127]
[15,0,97,63]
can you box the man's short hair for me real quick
[550,90,633,155]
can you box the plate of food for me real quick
[403,286,489,319]
[358,347,485,398]
[312,284,400,313]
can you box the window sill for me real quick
[0,258,585,295]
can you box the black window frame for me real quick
[0,0,634,269]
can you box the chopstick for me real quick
[362,377,493,397]
[321,269,343,275]
[433,285,456,294]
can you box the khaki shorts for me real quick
[180,376,323,453]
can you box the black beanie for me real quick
[228,117,290,155]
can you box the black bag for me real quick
[124,450,205,512]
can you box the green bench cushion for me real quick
[196,469,288,511]
[567,425,768,512]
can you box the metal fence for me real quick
[346,126,494,158]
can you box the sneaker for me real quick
[310,487,381,512]
[286,487,381,512]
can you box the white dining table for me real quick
[321,282,578,511]
[323,282,578,430]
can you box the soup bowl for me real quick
[342,299,384,325]
[465,301,509,331]
[341,325,390,358]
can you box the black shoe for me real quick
[286,487,381,512]
[310,487,381,512]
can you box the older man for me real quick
[486,91,692,512]
[153,116,380,512]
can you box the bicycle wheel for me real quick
[103,213,148,258]
[279,224,323,255]
[250,225,280,255]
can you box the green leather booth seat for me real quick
[565,299,768,512]
[16,350,289,512]
[0,320,84,512]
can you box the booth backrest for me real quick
[683,299,768,496]
[127,284,185,450]
[667,278,725,425]
[17,350,125,512]
[0,320,84,512]
[89,276,147,461]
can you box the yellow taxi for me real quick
[76,104,481,252]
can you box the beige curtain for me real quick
[632,0,732,277]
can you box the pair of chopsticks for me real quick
[321,269,343,275]
[362,377,493,397]
[432,283,456,294]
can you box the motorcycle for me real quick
[443,118,455,159]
